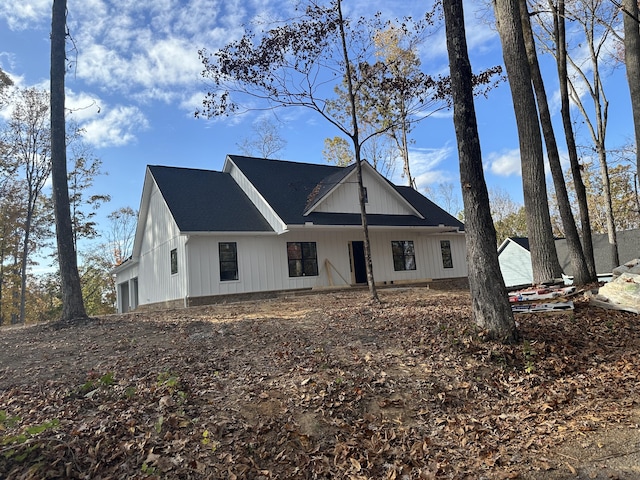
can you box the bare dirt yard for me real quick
[0,282,639,479]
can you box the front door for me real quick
[350,241,367,285]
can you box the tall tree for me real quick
[66,143,111,247]
[236,117,287,158]
[1,88,52,324]
[569,159,640,232]
[0,68,12,108]
[443,0,518,343]
[489,187,528,244]
[0,181,24,325]
[51,0,87,321]
[422,182,462,217]
[494,0,563,284]
[621,0,640,189]
[323,136,354,166]
[518,0,593,285]
[549,0,598,277]
[105,207,138,266]
[564,0,619,269]
[372,26,428,188]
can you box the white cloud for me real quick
[0,0,50,30]
[486,148,521,176]
[401,145,457,191]
[81,105,149,148]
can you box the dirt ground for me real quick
[0,283,639,479]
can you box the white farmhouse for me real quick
[113,155,467,312]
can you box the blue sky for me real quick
[0,0,636,247]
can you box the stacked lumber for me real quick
[508,285,577,313]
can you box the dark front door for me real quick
[351,241,367,284]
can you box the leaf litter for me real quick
[0,281,639,479]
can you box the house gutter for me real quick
[287,224,462,234]
[179,231,277,237]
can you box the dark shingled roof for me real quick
[148,165,273,232]
[227,155,465,229]
[228,155,343,224]
[508,237,530,252]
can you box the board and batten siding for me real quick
[136,184,188,305]
[185,229,467,299]
[368,231,467,281]
[312,167,416,216]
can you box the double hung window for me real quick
[287,242,318,277]
[391,241,416,271]
[219,242,238,281]
[170,248,178,275]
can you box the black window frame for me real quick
[440,240,453,269]
[391,240,416,271]
[170,248,178,275]
[219,242,239,281]
[287,242,318,277]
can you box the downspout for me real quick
[184,235,191,307]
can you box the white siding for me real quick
[114,262,139,313]
[136,185,187,305]
[313,168,416,215]
[498,241,533,287]
[185,229,467,299]
[368,231,467,282]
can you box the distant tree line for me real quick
[0,76,136,324]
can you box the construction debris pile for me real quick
[589,259,640,314]
[508,285,577,313]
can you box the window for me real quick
[219,242,238,281]
[287,242,318,277]
[392,240,416,271]
[440,240,453,268]
[363,187,368,203]
[170,248,178,275]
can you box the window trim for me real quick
[170,248,178,275]
[440,240,453,269]
[287,241,319,277]
[219,242,239,281]
[391,240,416,271]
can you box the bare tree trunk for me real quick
[623,0,640,187]
[51,0,87,322]
[562,3,618,271]
[519,0,592,285]
[397,106,415,189]
[552,0,597,278]
[443,0,518,343]
[337,0,378,301]
[18,206,34,323]
[494,0,563,284]
[596,146,620,269]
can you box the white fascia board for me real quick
[286,224,461,233]
[180,231,277,237]
[110,258,139,275]
[223,156,288,233]
[131,167,154,258]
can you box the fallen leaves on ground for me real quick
[0,283,638,479]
